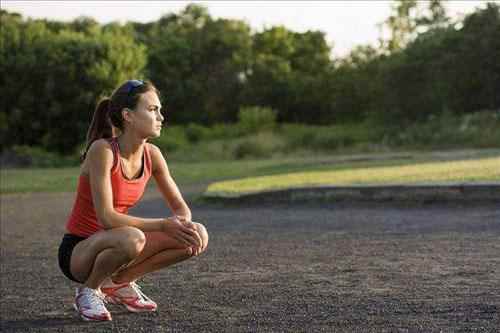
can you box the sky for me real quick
[2,0,493,57]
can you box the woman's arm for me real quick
[87,139,167,232]
[149,143,192,221]
[87,140,200,247]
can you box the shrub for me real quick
[232,132,285,159]
[388,110,500,148]
[208,123,244,139]
[151,125,189,154]
[280,123,374,152]
[279,124,320,151]
[312,130,355,150]
[185,123,209,143]
[237,106,277,134]
[233,141,268,159]
[1,145,79,168]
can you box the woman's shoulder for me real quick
[85,139,115,167]
[81,139,115,174]
[146,143,166,173]
[88,138,114,155]
[146,142,162,155]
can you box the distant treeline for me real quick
[1,2,499,154]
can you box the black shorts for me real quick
[58,233,86,283]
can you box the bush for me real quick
[185,123,245,143]
[280,124,316,149]
[232,132,285,159]
[280,123,376,152]
[312,130,355,150]
[185,123,209,143]
[208,123,244,139]
[151,126,189,154]
[388,110,500,148]
[237,106,277,134]
[0,145,79,168]
[233,141,268,159]
[465,110,500,147]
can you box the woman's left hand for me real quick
[174,215,204,255]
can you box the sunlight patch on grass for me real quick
[206,157,500,196]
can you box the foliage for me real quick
[1,110,498,167]
[146,4,252,124]
[1,3,499,156]
[380,0,449,52]
[279,123,381,152]
[150,125,189,154]
[389,109,500,148]
[374,3,500,126]
[1,145,79,168]
[232,132,285,159]
[0,10,146,153]
[237,106,277,134]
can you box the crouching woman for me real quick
[57,80,208,321]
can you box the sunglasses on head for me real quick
[124,79,145,94]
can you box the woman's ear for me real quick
[121,108,133,124]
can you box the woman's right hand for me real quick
[161,216,202,248]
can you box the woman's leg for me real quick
[70,226,146,289]
[112,223,209,283]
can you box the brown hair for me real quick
[81,80,160,161]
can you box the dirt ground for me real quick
[1,187,499,332]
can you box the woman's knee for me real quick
[194,222,209,252]
[197,223,209,243]
[115,226,146,259]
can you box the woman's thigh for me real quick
[131,223,209,264]
[127,231,188,265]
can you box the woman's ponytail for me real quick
[80,98,113,162]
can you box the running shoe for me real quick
[101,278,157,312]
[74,287,112,321]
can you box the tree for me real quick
[0,12,147,153]
[447,2,500,113]
[381,0,449,52]
[418,0,449,29]
[382,0,419,52]
[373,2,499,126]
[244,26,333,123]
[147,4,253,124]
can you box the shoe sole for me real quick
[124,303,157,313]
[106,296,157,313]
[73,303,112,321]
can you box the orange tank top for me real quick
[66,138,152,237]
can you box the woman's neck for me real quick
[116,133,146,160]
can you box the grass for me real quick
[206,156,500,196]
[1,149,499,194]
[0,167,81,194]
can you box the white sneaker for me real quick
[74,287,112,321]
[101,278,157,312]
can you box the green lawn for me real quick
[206,156,500,196]
[2,149,499,194]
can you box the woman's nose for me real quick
[157,111,164,121]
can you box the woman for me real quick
[57,80,208,321]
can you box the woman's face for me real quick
[124,91,164,139]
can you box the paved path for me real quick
[1,189,499,332]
